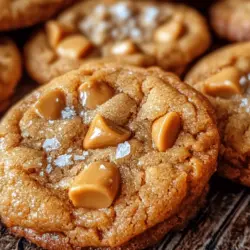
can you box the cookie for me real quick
[10,185,209,250]
[0,0,73,31]
[0,63,219,249]
[24,0,211,84]
[210,0,250,42]
[185,42,250,187]
[0,37,22,112]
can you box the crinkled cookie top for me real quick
[0,63,219,248]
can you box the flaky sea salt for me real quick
[74,151,89,161]
[142,6,159,24]
[46,164,53,174]
[240,98,250,112]
[240,76,248,86]
[47,156,52,163]
[240,98,248,107]
[61,106,77,119]
[54,154,73,168]
[116,141,131,159]
[43,138,61,152]
[130,28,141,39]
[0,137,5,150]
[110,2,131,21]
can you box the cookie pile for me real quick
[0,0,249,249]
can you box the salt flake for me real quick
[54,154,73,168]
[61,106,77,119]
[110,2,131,21]
[116,141,131,159]
[43,138,61,152]
[74,151,89,161]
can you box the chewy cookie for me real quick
[210,0,250,42]
[25,0,211,84]
[0,0,73,31]
[0,63,219,249]
[186,42,250,187]
[0,37,22,112]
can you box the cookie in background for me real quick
[210,0,250,42]
[186,42,250,187]
[0,0,74,31]
[0,37,22,112]
[25,0,211,84]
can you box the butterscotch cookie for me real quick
[0,0,74,31]
[25,0,211,84]
[0,37,22,112]
[210,0,250,42]
[185,42,250,187]
[0,63,219,249]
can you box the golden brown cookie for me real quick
[210,0,250,42]
[185,42,250,187]
[25,0,211,84]
[0,0,74,31]
[0,37,22,112]
[0,63,219,249]
[10,185,209,250]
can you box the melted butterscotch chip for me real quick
[56,35,92,59]
[46,21,69,48]
[203,66,242,98]
[111,40,137,56]
[35,89,66,120]
[154,17,184,43]
[83,114,131,149]
[68,161,120,209]
[152,112,181,152]
[79,81,114,109]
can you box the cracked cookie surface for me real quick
[186,42,250,187]
[0,0,73,31]
[0,37,22,111]
[0,63,219,249]
[25,0,211,84]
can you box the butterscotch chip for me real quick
[56,35,92,59]
[186,42,250,187]
[111,40,137,56]
[0,37,22,112]
[154,18,184,43]
[46,21,69,48]
[152,112,181,152]
[78,80,114,109]
[0,63,219,249]
[35,89,66,120]
[69,161,120,209]
[83,114,131,149]
[203,67,242,98]
[25,0,211,84]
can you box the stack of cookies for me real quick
[0,0,249,249]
